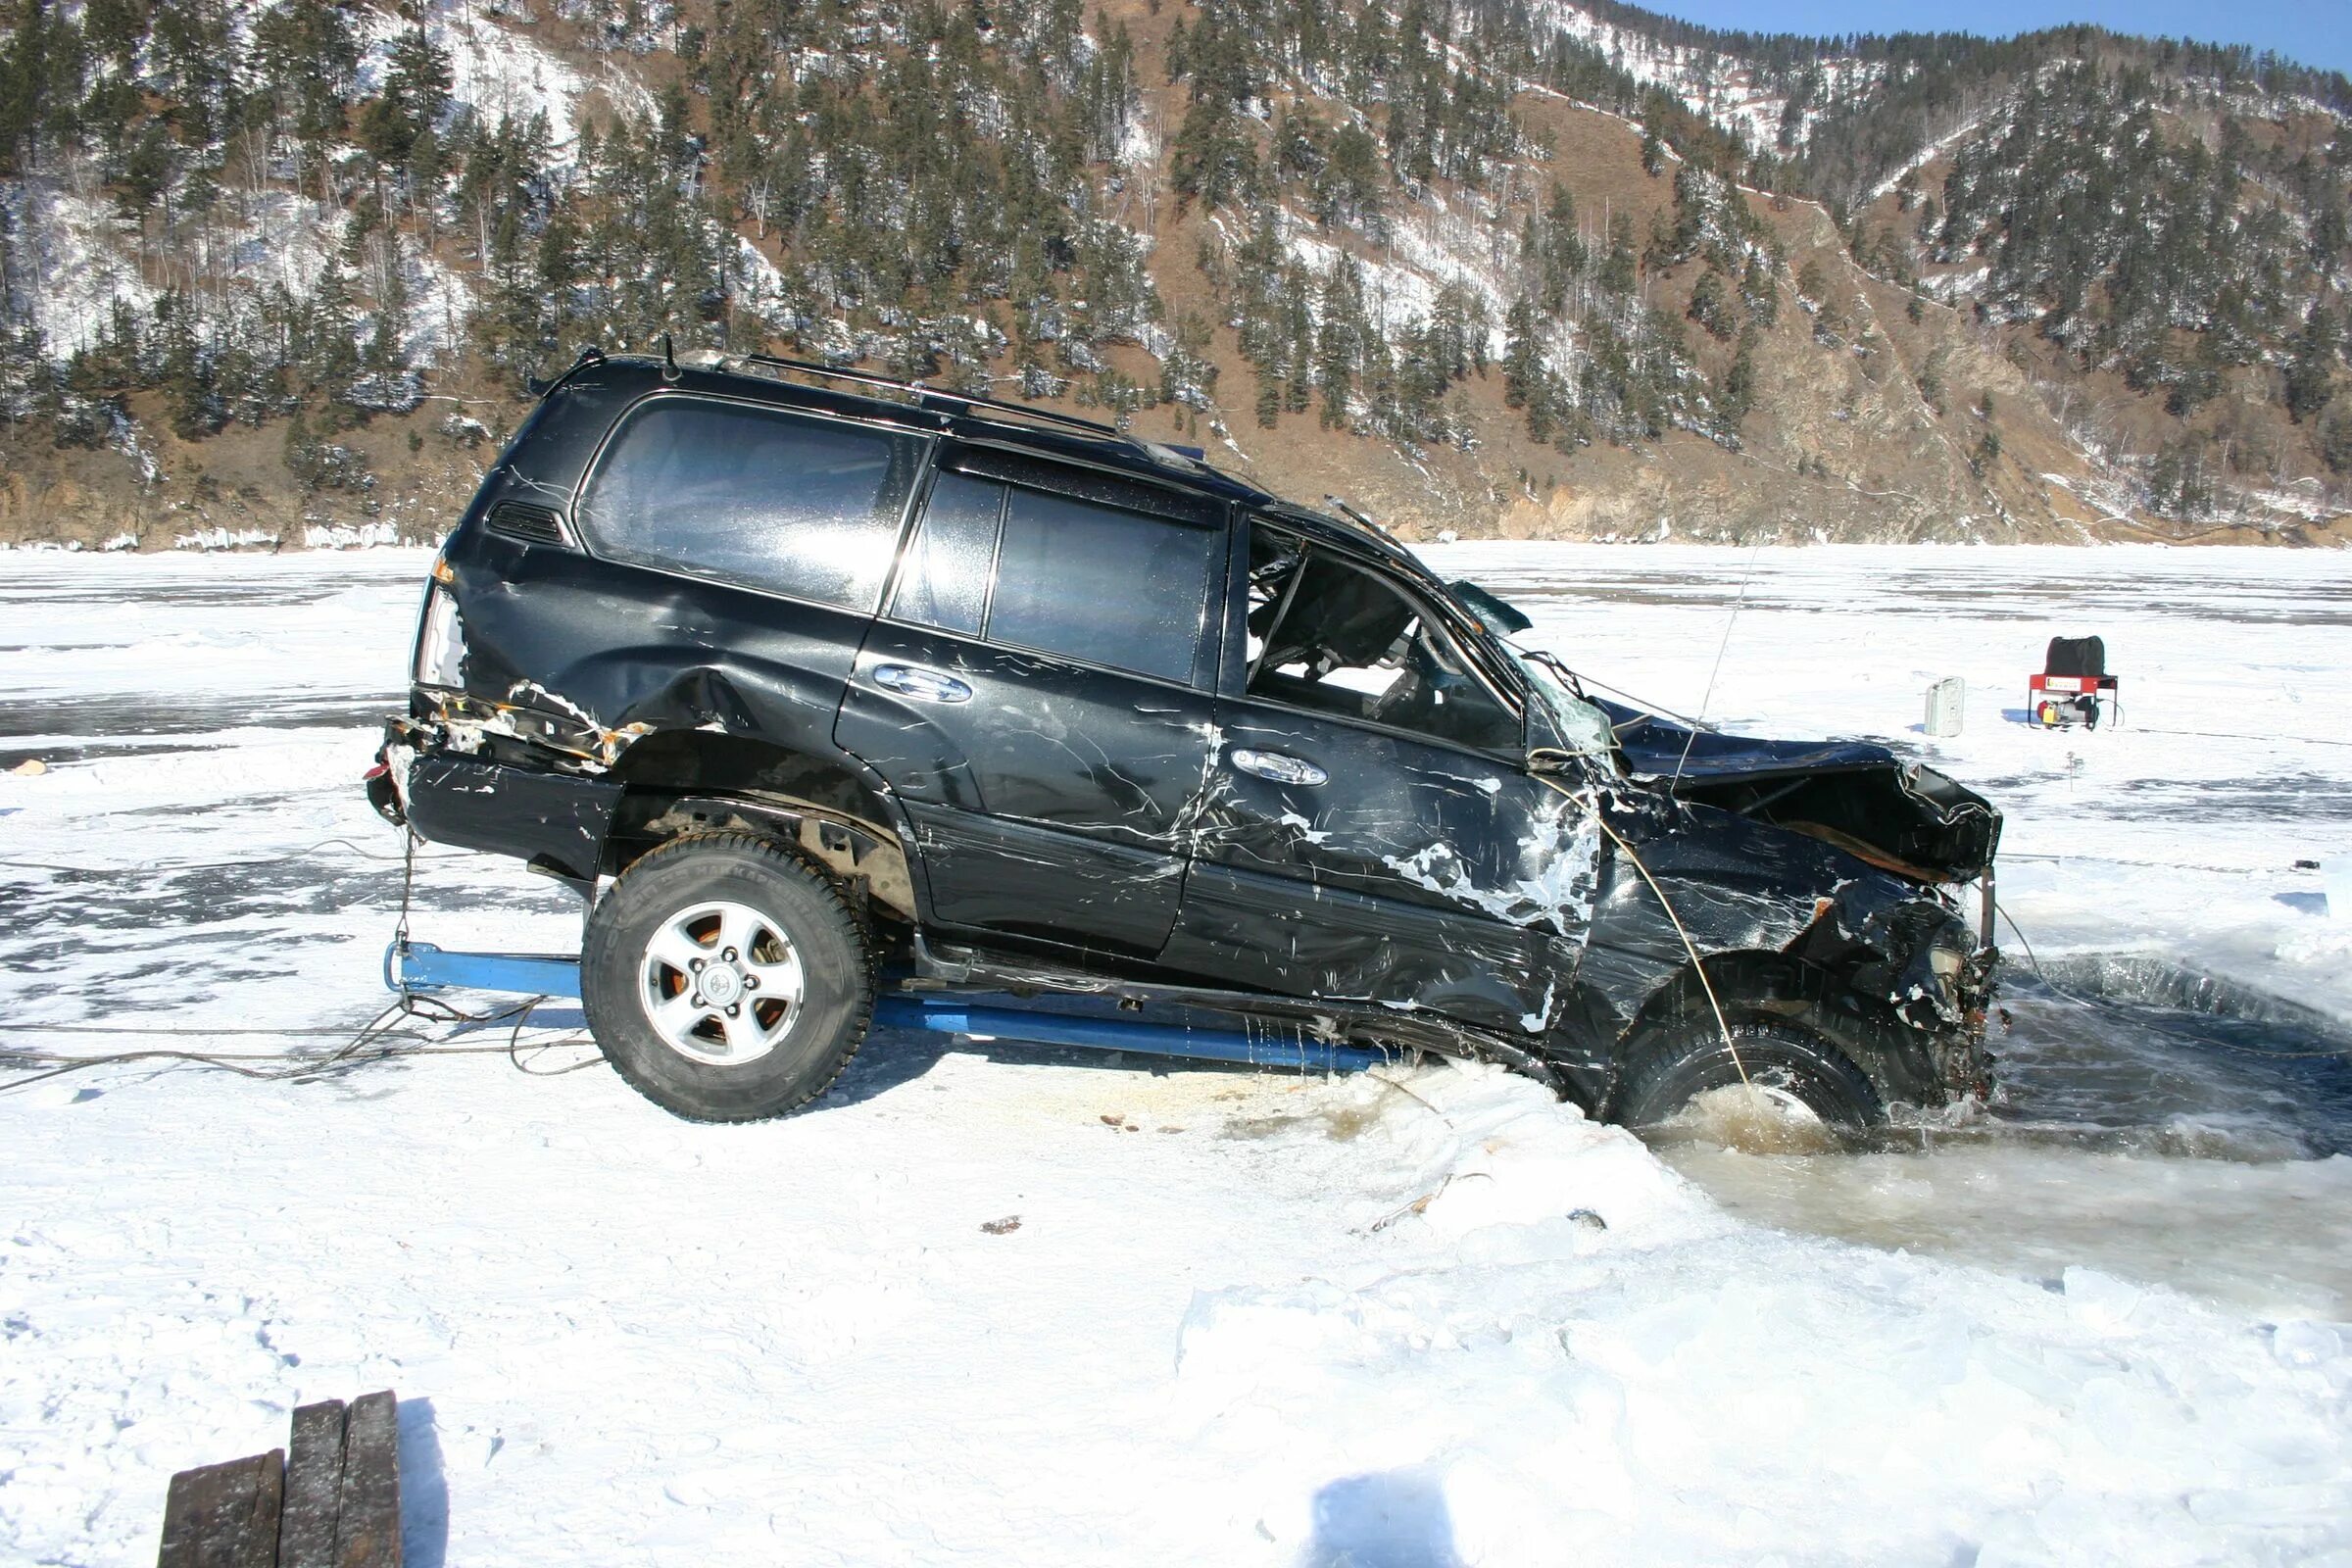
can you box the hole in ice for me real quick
[1655,951,2352,1318]
[1992,953,2352,1159]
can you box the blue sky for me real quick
[1634,0,2352,78]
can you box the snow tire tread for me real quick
[584,830,874,1123]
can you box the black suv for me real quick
[374,349,2000,1129]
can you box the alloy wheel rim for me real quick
[637,900,807,1066]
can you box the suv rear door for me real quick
[1159,519,1594,1035]
[834,447,1227,957]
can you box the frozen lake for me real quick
[4,544,2350,1565]
[1430,543,2352,1320]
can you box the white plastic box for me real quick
[1925,677,1966,738]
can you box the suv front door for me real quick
[834,453,1226,957]
[1160,523,1595,1035]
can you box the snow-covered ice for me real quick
[4,544,2352,1565]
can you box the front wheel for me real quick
[1615,1017,1884,1146]
[582,832,873,1122]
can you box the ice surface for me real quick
[4,544,2352,1564]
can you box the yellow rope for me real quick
[1535,770,1752,1091]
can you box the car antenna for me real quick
[1671,539,1762,787]
[660,331,679,383]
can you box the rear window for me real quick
[573,397,926,611]
[890,475,1221,684]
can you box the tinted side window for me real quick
[890,473,1003,637]
[575,398,925,611]
[988,487,1219,683]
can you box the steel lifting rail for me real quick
[384,940,1391,1075]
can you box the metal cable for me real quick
[0,993,599,1095]
[0,838,472,878]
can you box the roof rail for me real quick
[710,350,1132,445]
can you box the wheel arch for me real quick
[601,730,926,925]
[1606,949,1932,1117]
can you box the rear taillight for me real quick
[415,581,468,689]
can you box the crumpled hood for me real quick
[1597,702,2001,883]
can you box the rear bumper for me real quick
[380,731,621,884]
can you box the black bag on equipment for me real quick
[2045,636,2105,678]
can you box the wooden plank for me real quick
[331,1391,402,1568]
[277,1399,349,1568]
[156,1449,283,1568]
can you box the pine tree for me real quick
[2319,410,2352,475]
[1597,215,1638,297]
[1718,320,1758,430]
[1502,297,1552,441]
[1970,425,2002,478]
[153,291,217,441]
[2283,302,2337,423]
[0,0,54,176]
[360,24,453,166]
[1316,259,1363,431]
[1740,251,1778,327]
[1687,270,1735,340]
[1170,97,1251,211]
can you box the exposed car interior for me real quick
[1244,524,1520,752]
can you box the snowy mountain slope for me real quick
[0,0,2346,548]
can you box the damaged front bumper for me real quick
[1761,859,1999,1109]
[1844,897,1998,1104]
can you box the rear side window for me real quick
[994,489,1217,682]
[574,398,926,611]
[889,475,1220,684]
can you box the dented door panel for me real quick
[438,535,871,765]
[903,802,1198,951]
[1158,860,1564,1032]
[835,628,1217,956]
[1169,706,1598,1032]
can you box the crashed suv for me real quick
[373,348,2000,1128]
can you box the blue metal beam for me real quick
[385,941,585,999]
[382,941,1386,1074]
[870,997,1390,1073]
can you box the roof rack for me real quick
[693,349,1134,446]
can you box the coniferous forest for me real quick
[0,0,2346,545]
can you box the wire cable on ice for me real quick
[0,838,474,878]
[0,993,603,1097]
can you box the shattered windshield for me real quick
[1514,647,1618,757]
[1445,579,1616,759]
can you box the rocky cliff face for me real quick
[0,0,2345,551]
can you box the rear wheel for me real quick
[1616,1017,1884,1145]
[582,832,872,1122]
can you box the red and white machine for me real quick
[2030,635,2117,729]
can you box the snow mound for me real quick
[1173,1063,2352,1564]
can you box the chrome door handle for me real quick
[870,663,973,704]
[1229,747,1327,786]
